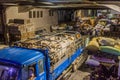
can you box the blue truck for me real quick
[0,31,86,80]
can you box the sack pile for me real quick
[86,37,120,55]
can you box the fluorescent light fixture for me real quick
[40,2,54,5]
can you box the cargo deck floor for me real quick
[68,63,92,80]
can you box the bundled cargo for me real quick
[13,31,82,68]
[8,23,26,34]
[86,37,119,51]
[7,19,35,42]
[8,23,34,34]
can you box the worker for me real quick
[29,73,35,80]
[109,59,119,80]
[28,67,36,80]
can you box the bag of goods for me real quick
[98,37,115,46]
[100,46,120,56]
[85,59,100,66]
[92,37,98,41]
[52,26,58,30]
[86,38,99,51]
[59,23,67,30]
[76,33,81,39]
[114,45,120,50]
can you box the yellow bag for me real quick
[86,40,99,51]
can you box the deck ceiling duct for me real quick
[0,0,119,9]
[102,4,120,12]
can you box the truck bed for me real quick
[51,48,83,80]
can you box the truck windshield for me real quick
[0,64,19,80]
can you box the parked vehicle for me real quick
[0,31,87,80]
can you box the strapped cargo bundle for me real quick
[7,19,35,42]
[13,31,82,70]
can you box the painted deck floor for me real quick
[68,64,92,80]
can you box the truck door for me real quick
[21,60,46,80]
[35,59,46,80]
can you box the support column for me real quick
[0,5,9,44]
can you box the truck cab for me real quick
[0,47,46,80]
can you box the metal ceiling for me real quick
[0,0,120,9]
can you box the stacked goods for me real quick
[8,19,35,42]
[8,23,25,34]
[87,37,120,56]
[86,37,120,68]
[86,50,117,67]
[13,31,81,67]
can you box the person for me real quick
[29,73,35,80]
[28,67,36,80]
[109,59,119,80]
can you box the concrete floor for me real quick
[68,64,92,80]
[68,71,90,80]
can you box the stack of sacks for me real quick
[8,19,35,42]
[98,37,120,56]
